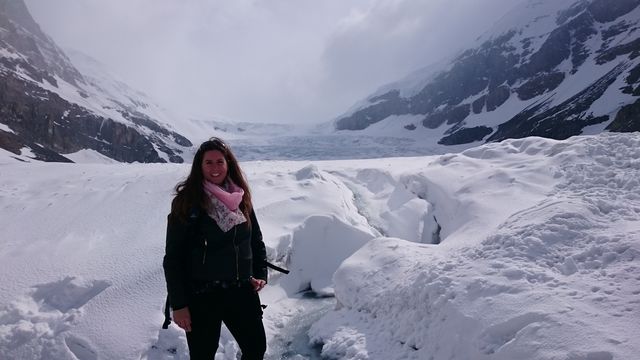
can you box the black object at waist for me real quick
[193,279,251,294]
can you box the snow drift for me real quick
[310,133,640,360]
[0,132,639,359]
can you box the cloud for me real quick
[24,0,524,125]
[318,0,525,104]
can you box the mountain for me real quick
[334,0,640,146]
[0,0,192,163]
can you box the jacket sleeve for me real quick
[250,210,268,282]
[163,214,190,310]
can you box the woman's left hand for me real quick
[250,277,266,292]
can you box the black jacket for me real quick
[163,209,267,311]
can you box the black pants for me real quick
[186,284,266,360]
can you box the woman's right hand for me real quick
[173,307,192,332]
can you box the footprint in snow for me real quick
[0,276,109,360]
[32,276,111,312]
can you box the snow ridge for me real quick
[310,133,640,360]
[0,132,638,359]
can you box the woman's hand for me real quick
[250,277,266,292]
[173,307,192,332]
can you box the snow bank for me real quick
[310,133,640,359]
[1,132,639,359]
[279,215,374,296]
[0,159,377,359]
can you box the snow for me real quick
[461,89,542,129]
[604,5,640,46]
[464,0,640,129]
[1,45,190,161]
[0,123,16,134]
[0,47,23,60]
[0,148,33,164]
[544,41,628,110]
[588,60,640,118]
[310,133,640,360]
[356,56,453,106]
[18,146,36,158]
[329,0,640,146]
[63,49,188,137]
[228,132,473,161]
[1,132,639,359]
[62,149,117,164]
[36,74,129,126]
[477,0,576,46]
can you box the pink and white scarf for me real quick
[203,180,247,232]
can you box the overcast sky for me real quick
[24,0,524,124]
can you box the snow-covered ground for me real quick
[0,132,639,359]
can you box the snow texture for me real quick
[0,132,639,359]
[310,133,640,360]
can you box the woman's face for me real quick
[201,150,228,185]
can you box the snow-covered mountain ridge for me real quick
[0,0,192,163]
[335,0,640,148]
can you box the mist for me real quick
[25,0,526,124]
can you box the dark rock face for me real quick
[489,63,627,142]
[471,85,511,114]
[472,96,485,114]
[438,126,493,145]
[601,22,632,43]
[336,31,520,131]
[606,98,640,132]
[519,27,571,78]
[0,0,83,86]
[486,85,511,111]
[0,0,191,163]
[588,0,640,23]
[516,72,565,100]
[422,104,470,129]
[625,62,640,94]
[557,1,589,26]
[334,0,640,146]
[627,63,640,81]
[0,129,73,162]
[335,90,409,130]
[119,110,192,147]
[596,38,640,64]
[568,13,598,72]
[0,72,176,162]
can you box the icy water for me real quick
[266,292,335,360]
[231,135,447,161]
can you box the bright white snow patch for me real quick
[0,123,15,134]
[63,149,117,164]
[19,146,35,158]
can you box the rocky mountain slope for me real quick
[334,0,640,146]
[0,0,191,163]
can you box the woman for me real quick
[163,137,268,359]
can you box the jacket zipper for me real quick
[233,227,239,280]
[202,239,208,264]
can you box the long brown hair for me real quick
[170,137,253,223]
